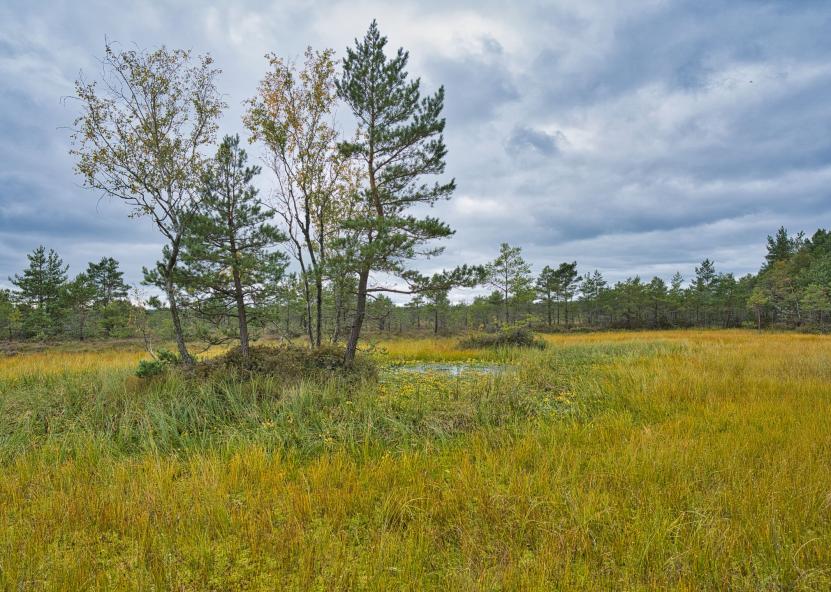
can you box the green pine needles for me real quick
[179,135,288,357]
[337,20,457,363]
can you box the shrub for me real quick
[196,344,376,382]
[135,359,167,378]
[135,348,178,378]
[458,326,546,350]
[156,349,179,364]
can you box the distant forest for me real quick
[3,225,829,345]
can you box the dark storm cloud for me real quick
[1,0,830,294]
[424,36,520,125]
[505,126,564,157]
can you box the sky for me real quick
[1,0,830,300]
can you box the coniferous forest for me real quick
[4,225,830,346]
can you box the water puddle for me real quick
[389,362,507,376]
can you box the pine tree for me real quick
[0,290,16,341]
[580,270,607,326]
[801,284,831,327]
[337,20,456,364]
[694,259,717,325]
[764,226,795,269]
[487,243,532,324]
[647,276,668,327]
[399,266,481,334]
[63,273,98,340]
[536,266,558,326]
[86,257,130,305]
[553,262,579,326]
[10,246,69,336]
[668,272,685,324]
[180,135,288,357]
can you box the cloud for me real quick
[505,126,565,157]
[424,35,520,125]
[1,0,830,297]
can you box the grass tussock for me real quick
[1,330,831,590]
[457,326,547,350]
[195,343,377,382]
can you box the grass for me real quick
[1,330,830,589]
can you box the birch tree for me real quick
[71,43,225,363]
[246,47,358,348]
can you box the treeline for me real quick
[5,226,829,343]
[367,227,831,334]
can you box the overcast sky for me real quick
[2,0,830,299]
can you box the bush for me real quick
[196,344,377,382]
[135,348,178,378]
[458,327,546,350]
[156,349,179,364]
[135,359,167,378]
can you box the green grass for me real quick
[1,331,830,590]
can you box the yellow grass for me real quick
[1,330,830,590]
[0,348,146,380]
[365,335,487,361]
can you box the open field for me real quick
[1,330,830,590]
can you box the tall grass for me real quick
[1,331,830,590]
[0,343,605,459]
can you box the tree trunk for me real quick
[302,273,314,348]
[163,237,192,365]
[232,267,249,357]
[332,284,344,343]
[165,279,193,365]
[345,267,370,366]
[315,272,323,348]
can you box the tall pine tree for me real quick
[337,20,455,364]
[486,243,532,324]
[536,266,558,326]
[553,262,579,326]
